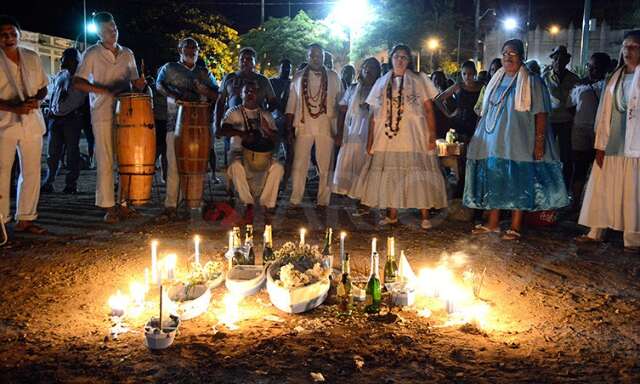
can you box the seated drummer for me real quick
[218,81,284,223]
[155,37,218,221]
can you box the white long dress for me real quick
[579,73,640,234]
[332,84,372,195]
[349,71,448,209]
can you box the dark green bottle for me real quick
[365,251,382,314]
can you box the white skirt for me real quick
[332,141,369,195]
[349,151,448,210]
[578,155,640,232]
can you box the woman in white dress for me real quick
[350,45,447,229]
[333,57,381,214]
[577,30,640,251]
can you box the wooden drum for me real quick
[174,101,212,208]
[115,93,156,205]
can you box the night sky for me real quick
[2,0,635,41]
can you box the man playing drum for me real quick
[218,81,283,223]
[72,12,146,223]
[155,37,218,221]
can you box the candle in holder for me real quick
[194,235,201,265]
[300,228,306,246]
[340,231,346,261]
[151,240,158,284]
[371,237,377,254]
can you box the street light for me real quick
[549,25,560,35]
[427,38,440,51]
[503,17,519,31]
[87,22,97,34]
[326,0,373,63]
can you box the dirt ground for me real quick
[0,158,639,383]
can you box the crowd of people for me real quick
[0,12,638,251]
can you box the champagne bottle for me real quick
[336,252,353,316]
[365,251,382,314]
[383,236,398,286]
[244,224,255,264]
[322,227,333,274]
[262,224,275,263]
[231,226,244,266]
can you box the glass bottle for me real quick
[244,224,255,264]
[231,226,244,266]
[321,227,333,273]
[383,236,398,286]
[365,251,382,314]
[262,224,275,263]
[336,252,353,316]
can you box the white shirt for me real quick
[222,105,277,160]
[569,80,604,151]
[0,47,48,139]
[75,42,139,124]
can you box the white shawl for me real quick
[594,66,640,157]
[480,66,531,116]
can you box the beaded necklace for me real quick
[484,72,518,134]
[301,67,328,123]
[384,74,404,138]
[240,106,260,133]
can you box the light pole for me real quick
[579,0,592,67]
[474,1,496,67]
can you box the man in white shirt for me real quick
[155,37,218,221]
[219,81,283,223]
[72,12,146,223]
[0,15,49,235]
[286,43,343,207]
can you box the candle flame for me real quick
[219,292,243,329]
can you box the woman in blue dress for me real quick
[463,39,569,240]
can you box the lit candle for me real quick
[340,231,346,261]
[228,231,233,250]
[151,240,158,284]
[166,253,177,280]
[194,235,201,265]
[130,281,145,306]
[300,228,306,246]
[144,268,150,293]
[108,290,128,317]
[371,237,377,254]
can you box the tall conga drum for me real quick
[174,101,212,208]
[115,93,156,205]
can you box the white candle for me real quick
[340,231,346,261]
[166,253,177,280]
[151,240,158,284]
[228,231,233,250]
[371,237,377,254]
[300,228,306,246]
[194,235,201,265]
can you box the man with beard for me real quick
[73,11,147,223]
[286,43,343,208]
[155,37,218,221]
[219,81,283,223]
[215,47,277,170]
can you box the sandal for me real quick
[472,224,500,235]
[378,217,398,226]
[575,235,602,244]
[14,221,48,235]
[420,219,433,229]
[501,229,521,241]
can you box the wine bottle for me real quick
[262,224,275,263]
[244,224,255,264]
[321,227,333,274]
[231,226,244,266]
[383,236,398,286]
[336,252,353,316]
[365,251,382,314]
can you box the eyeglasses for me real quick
[501,51,519,58]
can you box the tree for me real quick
[240,11,347,75]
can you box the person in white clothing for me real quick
[332,57,381,216]
[72,12,146,224]
[219,81,283,223]
[577,30,640,251]
[286,43,343,207]
[155,37,218,222]
[349,44,448,230]
[0,15,49,235]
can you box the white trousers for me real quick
[290,134,334,206]
[0,135,42,222]
[228,160,284,208]
[164,131,181,208]
[92,121,116,208]
[587,228,640,248]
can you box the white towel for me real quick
[594,66,640,158]
[480,66,531,116]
